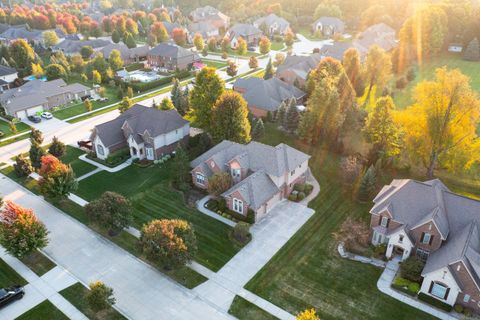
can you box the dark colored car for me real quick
[0,286,25,308]
[27,115,41,123]
[81,95,92,101]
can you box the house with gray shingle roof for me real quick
[188,5,230,38]
[53,38,112,56]
[275,53,323,86]
[226,23,262,47]
[191,140,310,221]
[97,43,150,65]
[312,17,345,37]
[147,42,200,71]
[233,77,305,118]
[90,104,190,161]
[253,13,290,36]
[370,178,480,312]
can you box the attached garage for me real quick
[15,110,26,119]
[26,106,44,116]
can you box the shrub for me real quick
[221,51,228,59]
[304,184,314,195]
[400,256,425,283]
[85,192,133,235]
[13,154,33,177]
[232,222,251,244]
[288,193,297,201]
[454,304,464,313]
[86,281,115,312]
[418,293,453,312]
[297,192,306,200]
[48,136,66,157]
[396,77,408,89]
[207,172,232,196]
[38,155,78,199]
[294,183,306,192]
[105,148,130,166]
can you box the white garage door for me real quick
[26,106,44,116]
[16,110,26,119]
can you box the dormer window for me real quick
[380,216,389,228]
[210,161,215,168]
[232,168,241,179]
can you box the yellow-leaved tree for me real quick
[296,308,320,320]
[396,67,480,177]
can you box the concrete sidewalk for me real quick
[0,248,87,320]
[196,196,237,227]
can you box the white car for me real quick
[41,112,53,119]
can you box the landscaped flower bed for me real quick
[391,277,420,297]
[288,183,314,202]
[206,198,255,224]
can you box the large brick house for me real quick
[90,104,189,161]
[190,140,310,221]
[370,179,480,313]
[147,43,200,71]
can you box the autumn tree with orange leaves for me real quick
[0,201,49,258]
[140,219,197,269]
[38,155,78,199]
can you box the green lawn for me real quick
[238,124,437,320]
[202,59,228,69]
[76,163,241,271]
[0,119,30,139]
[0,258,27,287]
[229,296,279,320]
[20,251,56,277]
[393,53,480,109]
[60,283,126,320]
[59,146,97,177]
[271,41,285,51]
[15,300,69,320]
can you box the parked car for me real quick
[77,140,93,150]
[27,115,41,123]
[247,46,256,52]
[81,95,92,101]
[0,286,25,308]
[41,112,53,119]
[97,97,109,102]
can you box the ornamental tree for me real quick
[193,33,204,51]
[118,96,132,113]
[140,219,197,269]
[236,37,247,55]
[13,154,33,177]
[259,36,271,54]
[87,281,116,312]
[248,56,258,69]
[0,201,49,258]
[48,136,66,158]
[226,60,238,77]
[84,99,93,112]
[85,192,133,235]
[212,91,251,143]
[109,49,123,70]
[172,28,186,46]
[207,172,232,196]
[45,64,67,81]
[159,97,175,110]
[38,155,78,199]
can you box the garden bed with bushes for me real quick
[418,293,453,312]
[206,198,255,224]
[391,277,420,297]
[288,183,314,202]
[86,148,130,168]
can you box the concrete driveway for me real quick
[23,117,69,134]
[0,175,233,320]
[292,34,332,55]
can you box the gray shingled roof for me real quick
[98,43,150,60]
[254,13,289,31]
[0,65,17,77]
[276,53,323,81]
[222,170,280,210]
[148,43,198,60]
[228,23,262,38]
[234,77,305,112]
[189,6,228,22]
[54,39,112,54]
[355,23,397,54]
[0,26,42,41]
[93,104,188,148]
[312,17,345,32]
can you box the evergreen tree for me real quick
[48,136,66,158]
[124,32,136,48]
[212,91,251,143]
[29,142,45,169]
[276,101,287,125]
[170,77,181,109]
[297,111,318,144]
[252,118,265,140]
[172,146,191,192]
[358,166,377,202]
[13,154,33,177]
[285,99,300,132]
[463,38,480,61]
[264,58,274,80]
[84,99,93,112]
[112,29,121,43]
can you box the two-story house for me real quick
[370,179,480,313]
[147,43,200,71]
[190,140,310,221]
[90,104,190,161]
[253,13,290,36]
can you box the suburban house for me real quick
[188,21,221,39]
[226,23,263,47]
[53,39,112,56]
[147,43,200,71]
[370,179,480,313]
[0,79,92,119]
[233,77,305,117]
[275,53,323,86]
[253,13,290,35]
[0,25,43,44]
[188,6,230,29]
[0,65,18,92]
[312,17,345,37]
[97,43,150,64]
[90,104,190,161]
[190,140,310,221]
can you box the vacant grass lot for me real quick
[393,53,480,109]
[59,146,97,177]
[0,119,30,139]
[0,258,27,287]
[240,124,436,320]
[76,163,241,271]
[16,300,69,320]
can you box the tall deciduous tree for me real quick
[38,155,78,198]
[363,96,401,161]
[45,64,67,81]
[119,96,132,113]
[159,97,174,110]
[85,192,133,235]
[207,172,232,196]
[189,67,224,130]
[109,49,124,70]
[396,67,480,177]
[342,48,364,97]
[212,91,251,143]
[363,45,391,106]
[0,201,49,258]
[9,39,35,74]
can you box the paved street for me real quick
[0,175,234,320]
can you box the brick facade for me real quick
[410,221,443,252]
[451,261,480,313]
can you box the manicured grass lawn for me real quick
[76,164,241,271]
[0,258,27,287]
[20,251,56,277]
[60,283,126,320]
[59,146,97,177]
[239,125,437,320]
[15,300,69,320]
[0,119,30,139]
[208,48,259,57]
[202,59,228,69]
[393,53,480,109]
[271,41,285,51]
[228,296,278,320]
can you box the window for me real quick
[290,169,296,176]
[146,148,154,159]
[196,173,205,185]
[416,248,430,261]
[430,282,449,300]
[399,235,404,243]
[380,216,389,228]
[421,232,432,244]
[96,144,104,156]
[464,294,471,303]
[232,168,241,179]
[233,198,243,214]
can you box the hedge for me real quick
[391,277,420,297]
[418,293,453,312]
[206,199,255,224]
